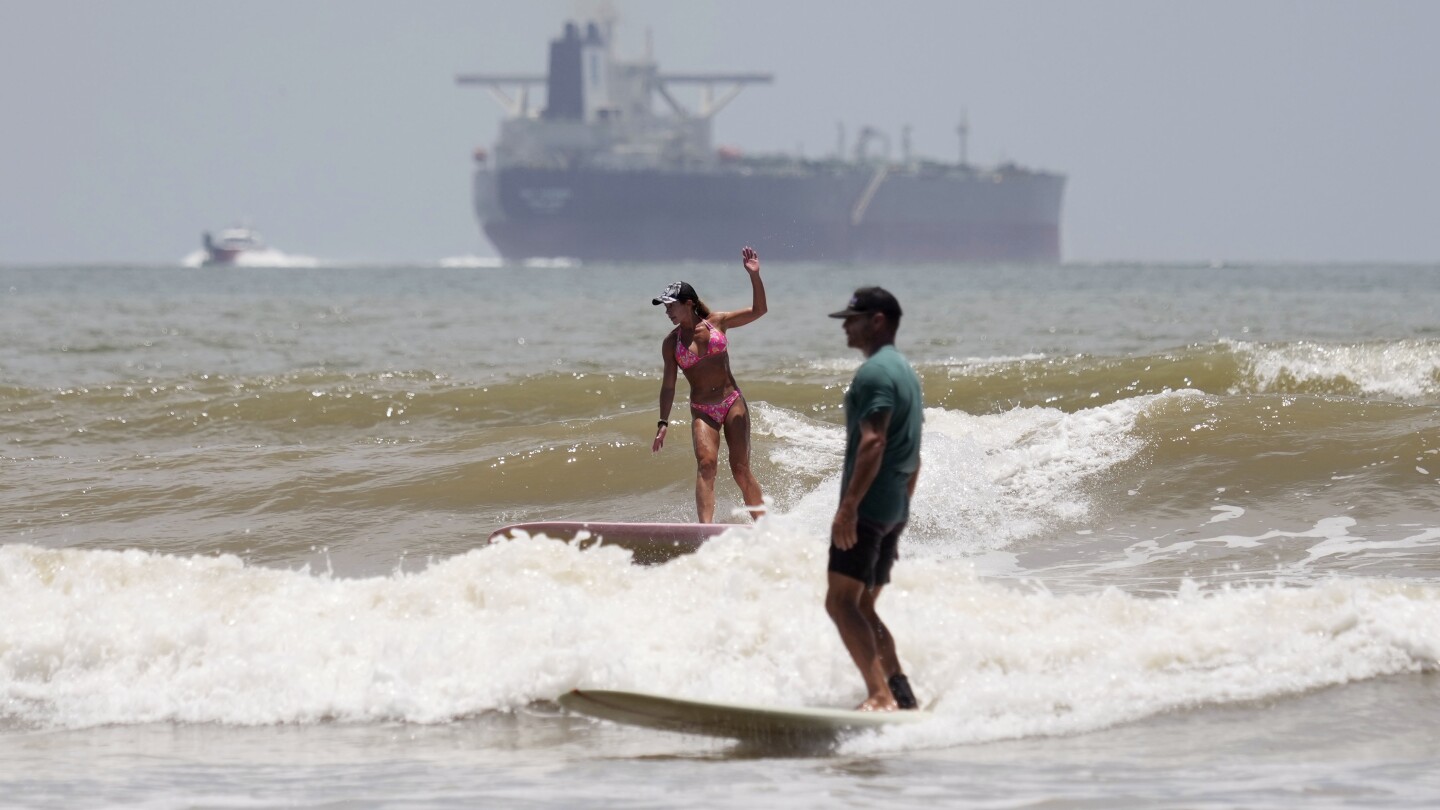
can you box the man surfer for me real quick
[826,287,923,711]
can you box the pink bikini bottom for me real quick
[690,389,743,424]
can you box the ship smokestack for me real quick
[543,22,584,120]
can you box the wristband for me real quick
[657,420,668,428]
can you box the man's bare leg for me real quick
[825,572,897,711]
[859,587,900,676]
[861,586,916,708]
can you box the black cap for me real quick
[829,286,902,321]
[652,281,698,305]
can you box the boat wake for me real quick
[180,249,320,268]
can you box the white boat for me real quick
[201,226,265,265]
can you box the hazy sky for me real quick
[1,0,1436,264]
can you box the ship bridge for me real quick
[457,20,771,169]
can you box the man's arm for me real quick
[831,408,891,550]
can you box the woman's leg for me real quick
[723,399,765,520]
[690,415,721,523]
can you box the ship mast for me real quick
[956,109,970,166]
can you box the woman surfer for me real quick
[652,247,768,523]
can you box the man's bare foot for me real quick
[857,695,898,712]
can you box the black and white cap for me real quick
[652,281,698,305]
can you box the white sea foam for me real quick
[180,249,321,269]
[438,255,504,268]
[752,404,844,480]
[1094,516,1440,582]
[521,257,581,268]
[802,354,1047,375]
[764,393,1177,555]
[1233,339,1440,399]
[851,570,1440,753]
[1208,505,1245,524]
[937,352,1049,372]
[2,530,1436,748]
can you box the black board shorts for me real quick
[829,516,906,588]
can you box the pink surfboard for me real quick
[487,521,742,564]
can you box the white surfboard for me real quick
[487,521,741,564]
[558,688,929,742]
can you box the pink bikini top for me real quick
[674,320,728,369]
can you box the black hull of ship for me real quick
[475,166,1064,263]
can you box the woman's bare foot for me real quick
[856,695,898,712]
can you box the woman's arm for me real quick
[710,246,768,330]
[653,334,679,452]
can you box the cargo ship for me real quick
[457,20,1064,263]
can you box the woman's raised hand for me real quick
[742,246,760,274]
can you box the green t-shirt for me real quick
[841,344,923,523]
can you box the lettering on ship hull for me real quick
[518,187,573,215]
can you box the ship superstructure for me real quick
[457,20,1064,263]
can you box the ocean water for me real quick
[2,261,1439,808]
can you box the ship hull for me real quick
[475,165,1064,263]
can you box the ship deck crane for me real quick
[457,72,772,121]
